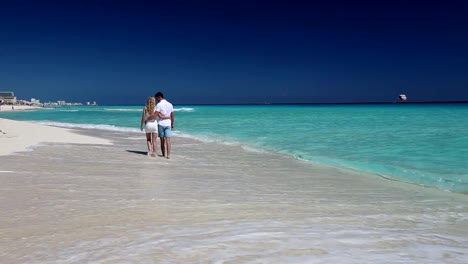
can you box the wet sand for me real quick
[0,124,467,263]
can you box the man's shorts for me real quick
[158,125,172,138]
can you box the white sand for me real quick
[0,118,111,156]
[0,123,467,263]
[0,105,42,112]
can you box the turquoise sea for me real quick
[2,103,467,193]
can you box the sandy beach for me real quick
[0,118,111,156]
[0,105,42,112]
[0,119,467,263]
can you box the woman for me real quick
[141,96,158,157]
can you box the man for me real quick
[146,92,174,159]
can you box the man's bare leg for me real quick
[166,137,171,159]
[160,137,166,157]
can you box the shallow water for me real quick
[1,129,467,263]
[1,103,467,193]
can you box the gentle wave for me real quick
[174,107,195,112]
[102,107,194,112]
[104,108,141,112]
[36,121,141,133]
[176,131,468,193]
[176,132,267,154]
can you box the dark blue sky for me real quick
[1,0,467,104]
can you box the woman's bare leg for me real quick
[151,133,158,156]
[146,133,153,156]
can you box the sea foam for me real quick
[36,121,141,133]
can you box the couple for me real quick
[140,92,174,159]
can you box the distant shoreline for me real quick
[0,105,43,112]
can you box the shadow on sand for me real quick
[126,150,147,156]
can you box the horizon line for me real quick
[109,101,468,106]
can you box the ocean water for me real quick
[2,103,468,193]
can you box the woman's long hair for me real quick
[146,96,155,114]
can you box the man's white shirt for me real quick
[157,99,174,127]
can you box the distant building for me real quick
[0,91,17,104]
[31,98,41,105]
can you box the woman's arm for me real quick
[140,107,146,130]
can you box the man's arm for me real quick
[158,112,170,119]
[170,111,175,129]
[147,111,170,121]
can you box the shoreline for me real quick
[2,117,466,194]
[0,120,467,262]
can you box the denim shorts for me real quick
[158,125,172,138]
